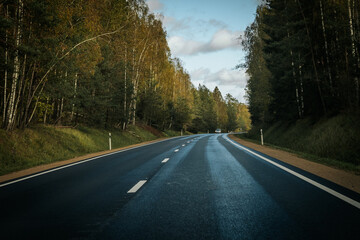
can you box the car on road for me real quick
[215,128,221,133]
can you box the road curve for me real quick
[0,134,359,239]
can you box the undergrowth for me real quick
[244,114,360,173]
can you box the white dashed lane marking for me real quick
[127,180,147,193]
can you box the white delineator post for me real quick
[260,129,264,146]
[109,132,112,150]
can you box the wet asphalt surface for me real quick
[0,134,359,239]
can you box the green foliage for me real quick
[0,0,252,139]
[242,0,360,123]
[240,6,272,125]
[241,0,360,168]
[226,94,239,131]
[190,85,217,133]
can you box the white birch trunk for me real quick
[3,5,9,125]
[130,34,150,126]
[71,73,78,121]
[288,30,302,118]
[123,47,127,130]
[6,0,23,130]
[12,54,26,129]
[298,53,305,115]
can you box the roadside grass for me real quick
[234,134,360,174]
[0,125,160,176]
[240,114,360,174]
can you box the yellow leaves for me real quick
[237,104,251,131]
[82,0,103,34]
[74,42,103,76]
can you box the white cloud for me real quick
[189,68,248,102]
[192,68,247,102]
[210,29,238,51]
[206,69,247,88]
[191,68,211,80]
[168,36,202,55]
[147,0,164,12]
[191,68,247,88]
[168,29,242,56]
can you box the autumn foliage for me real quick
[0,0,250,132]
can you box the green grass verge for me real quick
[238,114,360,174]
[0,124,160,176]
[233,134,360,174]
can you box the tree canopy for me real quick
[241,0,360,125]
[0,0,251,132]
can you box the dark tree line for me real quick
[241,0,360,125]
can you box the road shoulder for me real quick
[228,134,360,194]
[0,137,169,184]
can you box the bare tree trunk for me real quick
[289,30,302,118]
[43,97,49,124]
[56,98,60,119]
[131,69,139,126]
[348,0,359,106]
[298,53,305,116]
[123,47,127,130]
[320,0,333,93]
[130,35,150,126]
[27,80,46,127]
[297,0,327,115]
[292,53,302,118]
[11,54,27,129]
[128,39,136,126]
[58,71,67,125]
[60,97,64,118]
[2,5,9,126]
[6,0,23,131]
[70,73,78,121]
[22,63,35,128]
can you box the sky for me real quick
[146,0,260,103]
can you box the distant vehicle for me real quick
[215,128,221,133]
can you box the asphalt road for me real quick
[0,134,359,239]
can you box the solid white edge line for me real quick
[0,136,188,188]
[224,134,360,210]
[127,180,147,193]
[162,158,170,163]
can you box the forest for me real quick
[0,0,251,133]
[241,0,360,125]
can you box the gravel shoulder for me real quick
[228,134,360,194]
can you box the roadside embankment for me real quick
[0,124,178,178]
[229,134,360,194]
[245,115,360,173]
